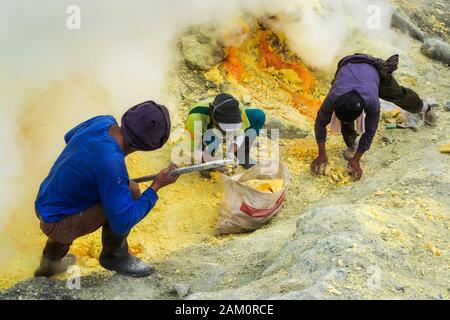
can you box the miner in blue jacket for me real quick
[35,101,178,277]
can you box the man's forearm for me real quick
[106,187,159,236]
[150,182,162,193]
[317,142,327,156]
[353,151,363,161]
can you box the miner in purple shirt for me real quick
[311,54,437,180]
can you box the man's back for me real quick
[35,115,125,222]
[332,61,380,109]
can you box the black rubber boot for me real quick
[34,240,76,277]
[99,224,154,277]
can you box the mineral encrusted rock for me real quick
[391,12,425,42]
[180,25,225,71]
[421,38,450,65]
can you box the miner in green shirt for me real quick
[185,93,266,176]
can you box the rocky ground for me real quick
[391,0,449,42]
[1,0,449,300]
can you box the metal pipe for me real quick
[132,159,235,183]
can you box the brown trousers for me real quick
[38,204,107,245]
[38,182,142,246]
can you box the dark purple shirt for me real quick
[315,55,381,153]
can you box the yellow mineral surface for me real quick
[242,179,284,193]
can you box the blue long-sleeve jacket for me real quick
[35,115,158,235]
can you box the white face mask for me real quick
[218,122,242,133]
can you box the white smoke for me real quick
[268,0,395,70]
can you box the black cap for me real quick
[210,93,242,124]
[121,101,171,151]
[334,90,364,123]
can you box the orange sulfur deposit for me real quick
[220,28,323,122]
[257,30,322,119]
[258,30,315,93]
[225,46,245,81]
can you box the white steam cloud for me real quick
[269,0,394,69]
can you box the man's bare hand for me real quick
[150,163,179,192]
[347,158,363,180]
[311,153,328,175]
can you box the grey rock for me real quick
[380,99,398,111]
[269,288,328,300]
[172,283,190,298]
[421,38,450,65]
[426,98,439,109]
[444,101,450,112]
[242,95,253,105]
[400,110,422,130]
[381,136,395,145]
[265,116,308,139]
[180,26,225,71]
[391,12,425,42]
[395,285,406,293]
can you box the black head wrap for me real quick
[209,93,242,124]
[121,101,171,151]
[334,90,364,123]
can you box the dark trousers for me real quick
[342,74,423,147]
[38,204,107,245]
[379,74,423,113]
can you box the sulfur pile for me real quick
[242,179,284,193]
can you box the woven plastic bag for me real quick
[216,160,290,236]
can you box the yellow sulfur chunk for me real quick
[439,142,450,153]
[242,179,284,193]
[424,242,442,257]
